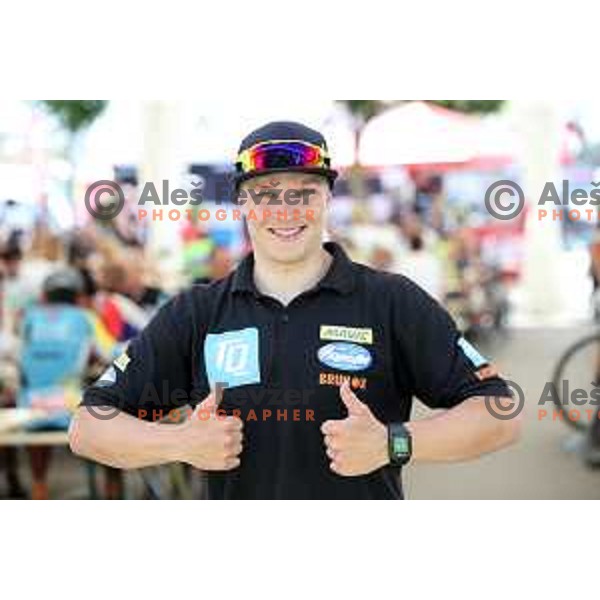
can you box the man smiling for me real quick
[70,121,521,499]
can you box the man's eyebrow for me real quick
[247,178,271,189]
[300,176,322,186]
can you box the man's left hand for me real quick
[321,381,389,476]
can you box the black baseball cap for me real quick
[232,121,338,190]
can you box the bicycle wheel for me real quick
[551,332,600,432]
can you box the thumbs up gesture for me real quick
[175,389,244,471]
[321,381,389,476]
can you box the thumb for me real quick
[196,392,216,413]
[339,380,368,417]
[196,387,223,414]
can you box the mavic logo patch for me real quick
[204,327,261,388]
[320,325,373,345]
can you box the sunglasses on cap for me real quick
[235,140,332,174]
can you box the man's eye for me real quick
[301,188,318,200]
[261,192,278,202]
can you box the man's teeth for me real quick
[270,227,304,238]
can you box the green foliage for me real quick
[341,100,505,122]
[40,100,108,133]
[429,100,505,114]
[340,100,387,125]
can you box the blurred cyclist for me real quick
[586,225,600,465]
[0,232,27,497]
[18,268,115,499]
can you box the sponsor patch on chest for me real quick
[320,325,373,345]
[317,342,372,372]
[204,327,261,388]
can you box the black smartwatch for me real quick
[387,422,412,467]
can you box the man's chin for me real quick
[259,237,314,263]
[267,244,307,263]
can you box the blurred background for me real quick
[1,99,600,499]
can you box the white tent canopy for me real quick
[359,101,483,167]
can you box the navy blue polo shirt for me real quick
[83,242,511,499]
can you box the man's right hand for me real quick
[175,391,244,471]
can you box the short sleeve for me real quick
[392,276,512,409]
[81,291,196,421]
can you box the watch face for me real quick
[393,436,409,456]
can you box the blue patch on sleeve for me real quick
[457,337,488,369]
[204,327,261,389]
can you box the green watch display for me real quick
[387,422,412,466]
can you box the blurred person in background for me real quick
[590,222,600,324]
[0,226,69,498]
[0,231,28,339]
[368,245,395,272]
[66,231,99,309]
[586,223,600,465]
[181,217,235,285]
[437,220,490,336]
[93,261,155,342]
[413,172,444,224]
[19,225,68,300]
[0,225,70,343]
[110,252,168,315]
[449,224,508,336]
[181,219,216,284]
[393,210,444,301]
[91,252,168,498]
[344,201,400,266]
[18,269,115,499]
[0,239,26,498]
[207,245,234,282]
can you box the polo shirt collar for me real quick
[231,241,356,297]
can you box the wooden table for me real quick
[0,409,190,499]
[0,408,96,498]
[0,429,69,447]
[1,408,41,433]
[0,408,68,443]
[0,409,69,445]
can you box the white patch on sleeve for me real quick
[457,337,488,369]
[95,366,117,388]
